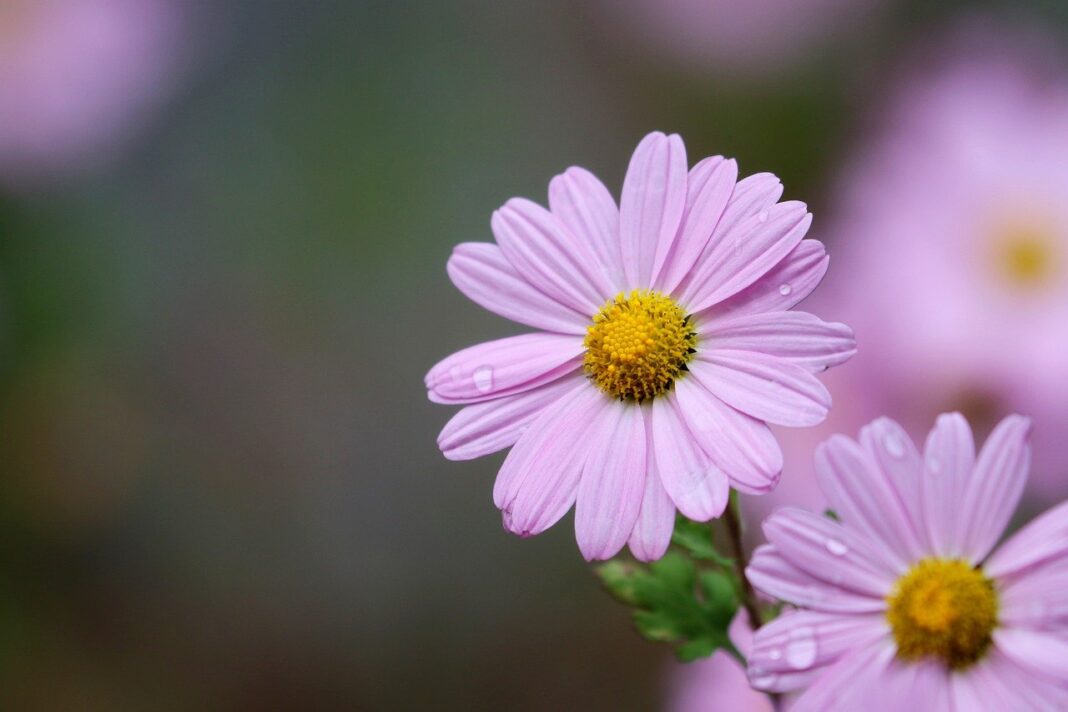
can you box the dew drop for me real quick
[768,649,782,661]
[757,210,769,223]
[825,539,849,556]
[749,669,778,690]
[473,366,495,393]
[928,457,942,475]
[785,627,818,669]
[778,283,793,296]
[884,432,906,458]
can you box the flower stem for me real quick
[723,494,763,631]
[724,495,783,711]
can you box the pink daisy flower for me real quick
[427,131,855,561]
[813,21,1068,502]
[747,413,1068,710]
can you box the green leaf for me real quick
[595,550,741,662]
[671,517,734,567]
[676,637,721,662]
[698,571,738,627]
[596,560,641,606]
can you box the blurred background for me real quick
[2,1,1067,709]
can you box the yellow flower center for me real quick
[887,558,998,670]
[995,224,1056,288]
[583,290,696,401]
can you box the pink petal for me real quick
[492,383,604,536]
[690,350,830,427]
[745,544,888,614]
[762,508,896,597]
[679,201,811,314]
[814,432,919,574]
[654,156,737,294]
[959,414,1032,563]
[921,412,975,558]
[618,131,687,288]
[865,660,951,711]
[778,639,895,712]
[952,650,1068,711]
[650,394,729,521]
[447,242,588,334]
[548,166,624,291]
[704,239,829,323]
[998,558,1068,629]
[426,333,584,404]
[748,609,889,693]
[710,172,783,240]
[673,375,782,494]
[628,416,677,562]
[437,373,585,460]
[702,311,855,373]
[994,627,1068,683]
[491,197,613,315]
[856,418,928,562]
[986,499,1068,581]
[680,172,784,303]
[575,403,647,561]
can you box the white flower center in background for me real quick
[887,558,998,670]
[583,289,696,401]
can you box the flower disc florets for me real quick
[583,290,697,401]
[887,558,998,670]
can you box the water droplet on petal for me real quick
[757,210,769,223]
[778,283,792,296]
[928,457,942,475]
[749,669,778,690]
[884,432,906,458]
[825,538,849,556]
[768,649,782,661]
[785,626,818,669]
[473,366,495,393]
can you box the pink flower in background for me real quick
[747,413,1068,710]
[0,0,184,185]
[600,0,887,77]
[668,612,780,712]
[427,131,854,561]
[814,27,1068,502]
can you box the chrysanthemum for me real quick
[427,131,855,561]
[813,22,1068,501]
[747,413,1068,711]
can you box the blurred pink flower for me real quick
[747,413,1068,710]
[427,131,854,561]
[772,27,1068,506]
[0,0,184,185]
[668,613,776,712]
[600,0,887,77]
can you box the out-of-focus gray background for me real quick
[1,1,1066,709]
